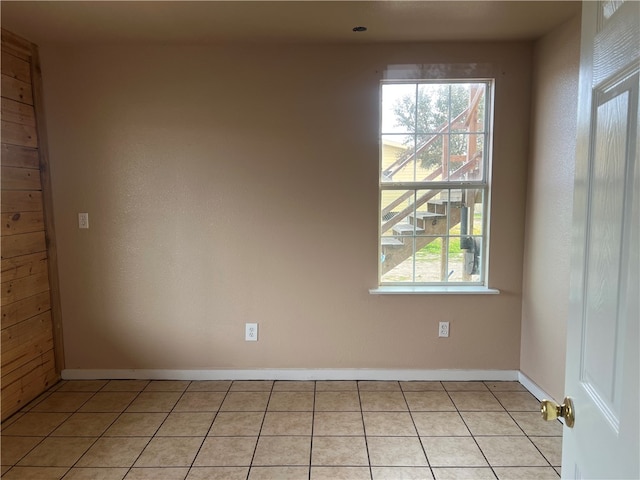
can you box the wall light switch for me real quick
[78,212,89,229]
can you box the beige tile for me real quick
[186,467,249,479]
[64,467,128,479]
[209,412,264,436]
[367,437,428,467]
[358,381,401,391]
[134,437,204,467]
[493,466,560,479]
[1,436,43,465]
[373,466,434,479]
[31,392,93,412]
[493,392,540,412]
[143,381,190,392]
[360,392,407,411]
[400,381,445,392]
[104,413,167,436]
[421,437,488,467]
[448,392,504,411]
[261,411,313,435]
[156,412,215,436]
[316,381,358,391]
[530,436,562,467]
[404,392,456,412]
[311,436,368,466]
[102,380,150,392]
[249,466,309,479]
[313,412,365,436]
[124,467,189,479]
[193,437,257,466]
[252,436,311,466]
[432,467,496,479]
[219,392,270,411]
[442,382,489,392]
[1,412,24,431]
[484,382,527,392]
[0,466,68,479]
[126,392,182,412]
[18,437,95,467]
[1,466,10,475]
[267,392,314,411]
[79,392,138,412]
[273,381,315,391]
[510,412,563,436]
[312,466,372,479]
[57,380,109,392]
[76,437,150,467]
[173,392,225,412]
[363,412,417,436]
[555,467,561,476]
[476,437,548,467]
[21,391,54,412]
[314,392,360,411]
[460,412,524,436]
[229,381,274,392]
[2,413,70,436]
[51,412,119,437]
[186,381,232,392]
[411,412,470,436]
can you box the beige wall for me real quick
[521,14,581,400]
[39,42,531,372]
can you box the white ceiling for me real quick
[1,1,581,45]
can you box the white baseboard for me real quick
[518,371,556,402]
[61,368,519,382]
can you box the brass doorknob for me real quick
[540,396,575,428]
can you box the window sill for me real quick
[369,286,500,295]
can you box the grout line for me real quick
[356,380,374,480]
[308,381,316,480]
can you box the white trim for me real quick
[370,286,500,295]
[518,371,558,402]
[62,368,518,382]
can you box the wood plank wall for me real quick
[1,29,64,421]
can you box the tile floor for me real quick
[1,380,562,480]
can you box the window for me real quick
[379,80,493,286]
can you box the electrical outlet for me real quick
[245,323,258,341]
[78,212,89,229]
[439,321,450,338]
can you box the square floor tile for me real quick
[252,436,311,466]
[143,381,190,392]
[404,392,456,412]
[0,466,68,479]
[367,437,428,467]
[360,392,407,411]
[273,381,315,392]
[124,467,189,479]
[421,437,488,467]
[432,467,496,479]
[267,392,314,411]
[126,392,182,412]
[358,381,401,391]
[373,466,434,479]
[511,412,563,436]
[448,392,504,411]
[51,412,119,437]
[442,382,489,392]
[76,437,150,467]
[311,436,368,466]
[2,413,70,436]
[312,466,371,479]
[63,467,128,479]
[400,382,445,392]
[315,381,357,391]
[1,436,44,465]
[249,466,310,479]
[104,413,167,436]
[102,381,150,392]
[493,392,540,412]
[460,411,524,436]
[261,411,312,435]
[31,392,93,412]
[219,392,270,411]
[530,436,562,467]
[493,466,560,479]
[411,412,470,436]
[484,382,527,392]
[57,380,108,392]
[314,392,360,411]
[18,437,95,467]
[186,381,232,392]
[363,412,416,436]
[173,392,225,412]
[313,412,365,436]
[134,436,204,467]
[186,467,249,479]
[229,381,274,392]
[193,437,257,466]
[156,412,215,436]
[79,392,139,412]
[208,412,265,436]
[475,436,548,467]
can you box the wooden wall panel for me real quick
[1,29,63,421]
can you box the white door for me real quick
[562,1,639,478]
